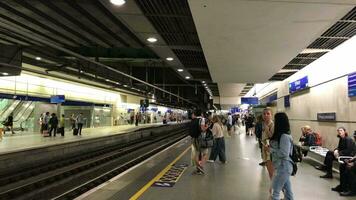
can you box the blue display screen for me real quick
[348,72,356,97]
[289,76,309,94]
[241,97,259,105]
[230,107,240,113]
[50,95,65,103]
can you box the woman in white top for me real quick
[208,115,227,163]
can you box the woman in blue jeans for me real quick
[269,112,294,200]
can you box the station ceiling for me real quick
[0,0,355,110]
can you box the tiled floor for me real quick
[81,125,355,200]
[0,122,168,154]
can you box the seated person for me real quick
[299,125,316,156]
[316,127,355,179]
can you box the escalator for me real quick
[13,101,35,131]
[0,100,21,123]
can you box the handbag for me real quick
[199,130,214,148]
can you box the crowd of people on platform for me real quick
[39,112,84,137]
[189,107,356,199]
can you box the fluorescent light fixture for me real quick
[1,72,9,76]
[278,69,299,73]
[166,57,174,61]
[185,76,190,79]
[177,69,184,72]
[301,48,331,54]
[110,0,126,6]
[147,37,157,43]
[35,57,41,60]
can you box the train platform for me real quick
[0,122,176,155]
[79,126,353,200]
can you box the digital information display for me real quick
[289,76,309,94]
[284,95,290,107]
[348,72,356,97]
[50,95,65,103]
[241,97,259,105]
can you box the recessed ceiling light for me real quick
[202,81,205,83]
[79,70,84,73]
[177,69,184,72]
[1,72,9,76]
[166,57,174,61]
[185,76,190,79]
[116,82,120,85]
[123,84,128,87]
[147,37,157,43]
[35,57,41,60]
[105,79,109,82]
[110,0,126,6]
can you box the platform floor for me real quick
[0,122,172,154]
[80,126,354,200]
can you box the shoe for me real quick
[331,185,341,192]
[315,165,326,171]
[196,166,205,174]
[320,174,333,179]
[207,160,214,163]
[340,191,356,196]
[259,161,266,166]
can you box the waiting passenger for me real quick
[48,113,58,137]
[339,156,356,196]
[69,114,76,130]
[3,113,15,134]
[261,108,274,179]
[58,114,65,136]
[316,127,355,178]
[208,115,226,163]
[270,112,294,200]
[254,115,264,165]
[298,125,317,157]
[43,112,50,133]
[227,113,232,136]
[76,113,84,135]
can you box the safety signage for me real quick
[152,163,188,188]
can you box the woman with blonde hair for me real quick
[208,115,227,163]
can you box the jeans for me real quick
[209,138,226,162]
[272,161,294,200]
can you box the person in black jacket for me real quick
[316,127,355,178]
[48,113,58,137]
[3,113,15,134]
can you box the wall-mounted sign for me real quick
[348,72,356,97]
[289,76,309,94]
[230,107,240,113]
[317,112,336,121]
[241,97,259,105]
[284,95,290,107]
[50,95,65,104]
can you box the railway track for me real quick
[0,128,188,200]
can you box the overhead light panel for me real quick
[166,57,174,61]
[1,72,9,76]
[110,0,126,6]
[147,37,157,43]
[185,76,190,79]
[35,57,41,60]
[177,69,184,72]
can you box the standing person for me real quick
[227,113,233,136]
[208,115,227,163]
[76,113,84,135]
[42,112,50,135]
[70,114,76,130]
[38,113,44,134]
[135,112,139,126]
[58,114,65,136]
[255,115,264,165]
[48,113,58,137]
[3,113,15,134]
[269,112,294,200]
[261,108,274,179]
[316,127,354,178]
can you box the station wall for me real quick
[254,35,356,149]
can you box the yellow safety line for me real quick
[129,146,191,200]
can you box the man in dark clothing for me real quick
[48,113,58,137]
[316,127,355,178]
[340,157,356,196]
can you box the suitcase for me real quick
[58,127,64,136]
[73,128,78,136]
[43,130,50,137]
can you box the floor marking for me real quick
[152,163,188,187]
[129,146,190,200]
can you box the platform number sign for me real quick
[348,72,356,97]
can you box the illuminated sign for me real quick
[289,76,309,94]
[348,72,356,97]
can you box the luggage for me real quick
[43,130,50,137]
[58,127,64,136]
[73,128,78,136]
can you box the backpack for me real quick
[189,118,201,138]
[313,132,322,146]
[290,144,302,176]
[199,129,214,148]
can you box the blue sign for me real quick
[230,107,240,113]
[284,96,290,107]
[151,108,158,112]
[289,76,309,94]
[50,95,65,103]
[348,72,356,97]
[241,97,259,105]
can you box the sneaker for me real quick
[315,165,326,171]
[331,185,342,192]
[340,191,356,196]
[207,160,214,163]
[320,174,333,179]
